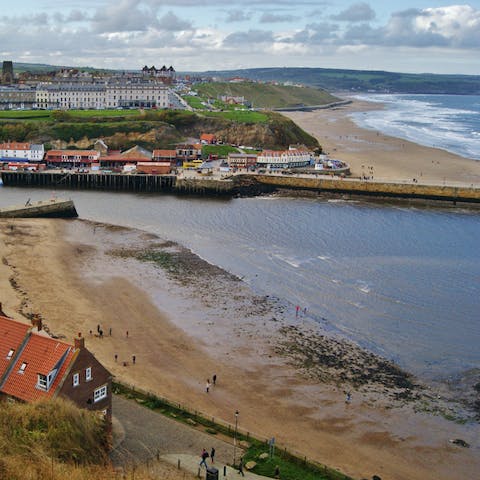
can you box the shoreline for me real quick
[283,99,480,186]
[1,218,479,480]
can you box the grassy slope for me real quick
[194,82,338,108]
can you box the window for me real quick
[18,362,27,374]
[85,367,92,381]
[94,385,107,403]
[6,349,14,360]
[37,374,48,390]
[73,373,79,387]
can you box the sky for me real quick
[0,1,479,75]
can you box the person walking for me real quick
[210,447,215,464]
[132,355,136,365]
[199,448,209,468]
[212,374,217,386]
[206,379,211,393]
[237,457,245,476]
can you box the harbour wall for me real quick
[1,171,480,203]
[249,174,480,203]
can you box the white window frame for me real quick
[85,366,92,381]
[93,385,107,403]
[37,374,48,390]
[19,362,27,374]
[73,373,80,387]
[6,349,14,360]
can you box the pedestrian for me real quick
[237,457,245,476]
[126,330,129,338]
[199,448,209,468]
[274,465,280,479]
[99,329,103,338]
[206,379,211,393]
[210,447,215,464]
[303,307,307,315]
[345,392,351,404]
[114,354,118,362]
[132,355,136,365]
[97,324,100,333]
[109,327,112,336]
[212,374,217,386]
[295,305,300,317]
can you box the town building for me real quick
[136,162,171,174]
[0,308,112,423]
[256,149,312,170]
[152,149,177,165]
[45,150,101,168]
[1,61,14,84]
[200,133,217,144]
[0,142,44,161]
[227,153,258,169]
[35,80,172,110]
[100,145,152,170]
[0,85,37,110]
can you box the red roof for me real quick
[101,155,151,163]
[152,149,176,158]
[0,142,30,150]
[0,315,30,379]
[46,150,99,157]
[1,333,75,402]
[200,134,216,143]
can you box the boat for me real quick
[0,198,78,218]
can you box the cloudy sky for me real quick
[1,0,479,74]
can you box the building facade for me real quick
[256,149,312,169]
[0,142,44,161]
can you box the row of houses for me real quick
[0,79,185,110]
[0,306,112,424]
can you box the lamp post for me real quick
[233,410,239,467]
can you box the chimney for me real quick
[31,314,42,331]
[74,332,85,350]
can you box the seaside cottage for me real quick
[0,308,112,425]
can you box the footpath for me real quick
[111,395,272,479]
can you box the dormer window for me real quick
[6,349,14,360]
[37,370,57,391]
[85,367,92,381]
[19,362,27,374]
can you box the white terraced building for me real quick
[256,149,312,169]
[0,142,44,161]
[35,81,172,110]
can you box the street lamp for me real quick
[233,410,239,467]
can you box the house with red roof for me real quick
[45,150,100,168]
[0,308,112,423]
[200,133,216,145]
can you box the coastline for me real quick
[283,99,480,186]
[1,218,479,480]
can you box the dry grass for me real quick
[0,398,197,480]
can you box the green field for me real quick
[192,81,338,109]
[0,108,141,122]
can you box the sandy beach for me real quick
[284,100,480,186]
[1,217,479,480]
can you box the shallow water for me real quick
[1,187,479,382]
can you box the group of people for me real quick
[205,374,217,393]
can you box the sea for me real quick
[0,94,479,385]
[351,94,480,161]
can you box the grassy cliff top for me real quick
[192,81,338,109]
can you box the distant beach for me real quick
[284,99,480,186]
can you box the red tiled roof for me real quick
[101,155,151,162]
[1,333,75,402]
[46,150,99,157]
[0,316,30,379]
[200,134,216,142]
[0,142,30,150]
[152,149,176,157]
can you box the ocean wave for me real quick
[351,94,480,160]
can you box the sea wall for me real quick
[2,171,480,203]
[249,175,480,203]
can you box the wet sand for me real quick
[1,218,479,480]
[284,100,480,186]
